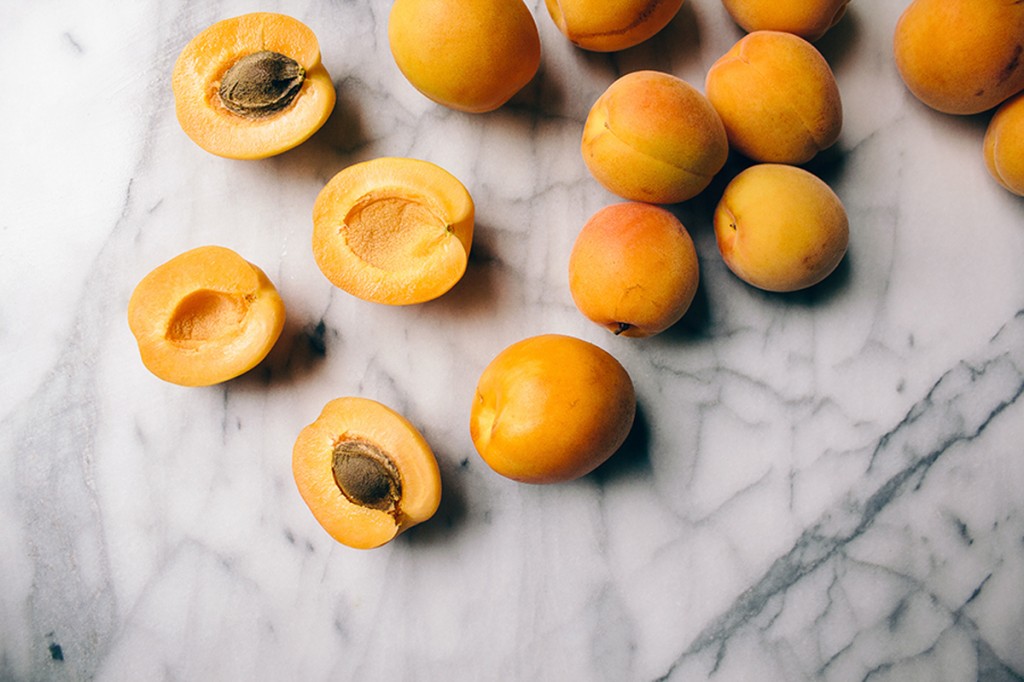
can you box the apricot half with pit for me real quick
[312,157,475,305]
[172,12,336,159]
[470,334,636,484]
[127,245,286,386]
[569,202,699,338]
[292,397,442,549]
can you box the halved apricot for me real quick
[127,245,286,386]
[172,12,336,159]
[312,157,475,305]
[292,397,442,549]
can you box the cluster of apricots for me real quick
[126,1,1017,549]
[893,0,1024,196]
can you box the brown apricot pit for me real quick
[219,51,306,118]
[332,439,402,512]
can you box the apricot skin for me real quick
[569,202,699,338]
[984,91,1024,196]
[714,164,848,292]
[172,13,336,160]
[388,0,541,113]
[292,397,442,550]
[544,0,685,52]
[312,157,474,306]
[582,71,728,204]
[470,334,636,484]
[720,0,849,42]
[705,31,842,164]
[127,246,286,387]
[894,0,1024,115]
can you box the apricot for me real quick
[719,0,849,42]
[127,246,286,386]
[388,0,541,113]
[312,157,474,305]
[714,164,848,292]
[984,91,1024,196]
[293,397,442,549]
[172,12,336,160]
[569,202,699,337]
[470,334,636,484]
[705,31,842,164]
[582,71,729,204]
[894,0,1024,115]
[544,0,684,52]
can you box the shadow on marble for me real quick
[590,400,653,486]
[815,4,861,74]
[232,315,333,389]
[397,449,470,548]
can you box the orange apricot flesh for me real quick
[127,245,286,386]
[172,12,336,159]
[312,157,475,305]
[292,397,442,549]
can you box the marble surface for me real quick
[3,1,1024,680]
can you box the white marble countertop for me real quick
[3,1,1023,680]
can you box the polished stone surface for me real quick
[3,1,1024,680]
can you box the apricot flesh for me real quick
[705,31,842,164]
[172,12,336,159]
[582,71,728,204]
[720,0,849,41]
[569,202,699,338]
[470,334,636,484]
[312,157,474,305]
[293,397,442,549]
[544,0,685,52]
[714,164,848,292]
[894,0,1024,115]
[388,0,541,113]
[984,91,1024,196]
[127,245,286,386]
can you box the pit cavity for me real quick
[343,194,450,272]
[166,290,248,346]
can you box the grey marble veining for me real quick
[2,1,1023,680]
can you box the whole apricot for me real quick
[470,334,636,484]
[714,164,848,292]
[312,157,474,305]
[172,13,336,160]
[293,397,442,549]
[545,0,684,52]
[127,246,286,386]
[894,0,1024,115]
[388,0,541,113]
[569,202,699,338]
[720,0,850,41]
[705,31,842,164]
[984,91,1024,196]
[582,71,728,204]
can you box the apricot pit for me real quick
[313,157,475,305]
[293,397,442,549]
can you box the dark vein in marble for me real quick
[655,310,1024,681]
